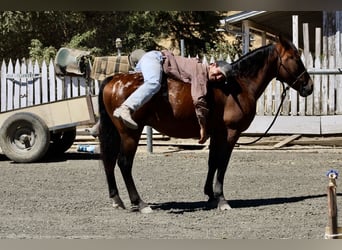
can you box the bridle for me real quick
[275,48,308,88]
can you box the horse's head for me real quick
[275,35,313,97]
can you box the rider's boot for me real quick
[113,105,138,129]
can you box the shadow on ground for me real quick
[150,193,332,214]
[0,152,100,164]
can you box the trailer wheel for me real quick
[48,127,76,154]
[0,112,50,163]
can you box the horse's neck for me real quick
[248,51,278,99]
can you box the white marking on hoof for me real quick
[140,206,153,214]
[112,201,125,209]
[218,203,232,211]
[113,202,119,208]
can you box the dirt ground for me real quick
[0,143,341,239]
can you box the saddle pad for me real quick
[90,56,131,81]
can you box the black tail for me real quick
[98,78,121,166]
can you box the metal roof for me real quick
[223,11,323,49]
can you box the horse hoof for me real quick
[218,203,232,211]
[112,201,125,209]
[140,206,153,214]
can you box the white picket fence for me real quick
[0,59,100,113]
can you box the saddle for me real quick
[54,48,146,81]
[54,47,91,77]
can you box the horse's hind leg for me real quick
[98,108,126,209]
[103,159,125,209]
[100,132,125,209]
[117,135,152,214]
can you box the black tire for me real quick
[0,112,50,163]
[48,127,76,154]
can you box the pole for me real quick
[180,39,185,57]
[325,169,339,239]
[146,126,153,153]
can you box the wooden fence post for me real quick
[325,170,341,239]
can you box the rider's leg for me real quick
[113,51,163,129]
[194,97,209,144]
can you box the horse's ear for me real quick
[278,33,292,50]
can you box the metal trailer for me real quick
[0,95,96,163]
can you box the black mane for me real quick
[231,44,275,78]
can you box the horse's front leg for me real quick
[206,128,240,210]
[117,135,152,214]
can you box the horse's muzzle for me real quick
[299,78,314,97]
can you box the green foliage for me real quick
[0,11,241,63]
[206,37,243,61]
[63,30,102,55]
[29,39,56,65]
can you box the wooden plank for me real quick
[305,52,314,115]
[282,82,290,115]
[321,115,342,134]
[6,59,14,111]
[325,227,342,239]
[290,88,298,115]
[274,80,281,115]
[298,54,306,115]
[27,60,34,107]
[289,137,342,146]
[328,54,335,114]
[273,134,301,148]
[41,61,48,104]
[245,115,342,135]
[303,23,310,63]
[72,76,79,97]
[65,76,72,98]
[20,59,27,108]
[335,52,342,114]
[56,74,63,100]
[256,92,265,115]
[33,60,41,105]
[292,15,298,46]
[243,115,321,135]
[313,27,321,115]
[265,82,272,115]
[91,95,99,117]
[49,60,56,102]
[291,15,299,116]
[94,79,100,95]
[79,78,87,96]
[1,60,7,112]
[0,96,95,130]
[13,59,20,109]
[321,54,328,115]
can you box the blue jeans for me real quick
[123,50,163,111]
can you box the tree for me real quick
[0,11,87,62]
[0,11,234,62]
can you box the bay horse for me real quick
[98,35,313,213]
